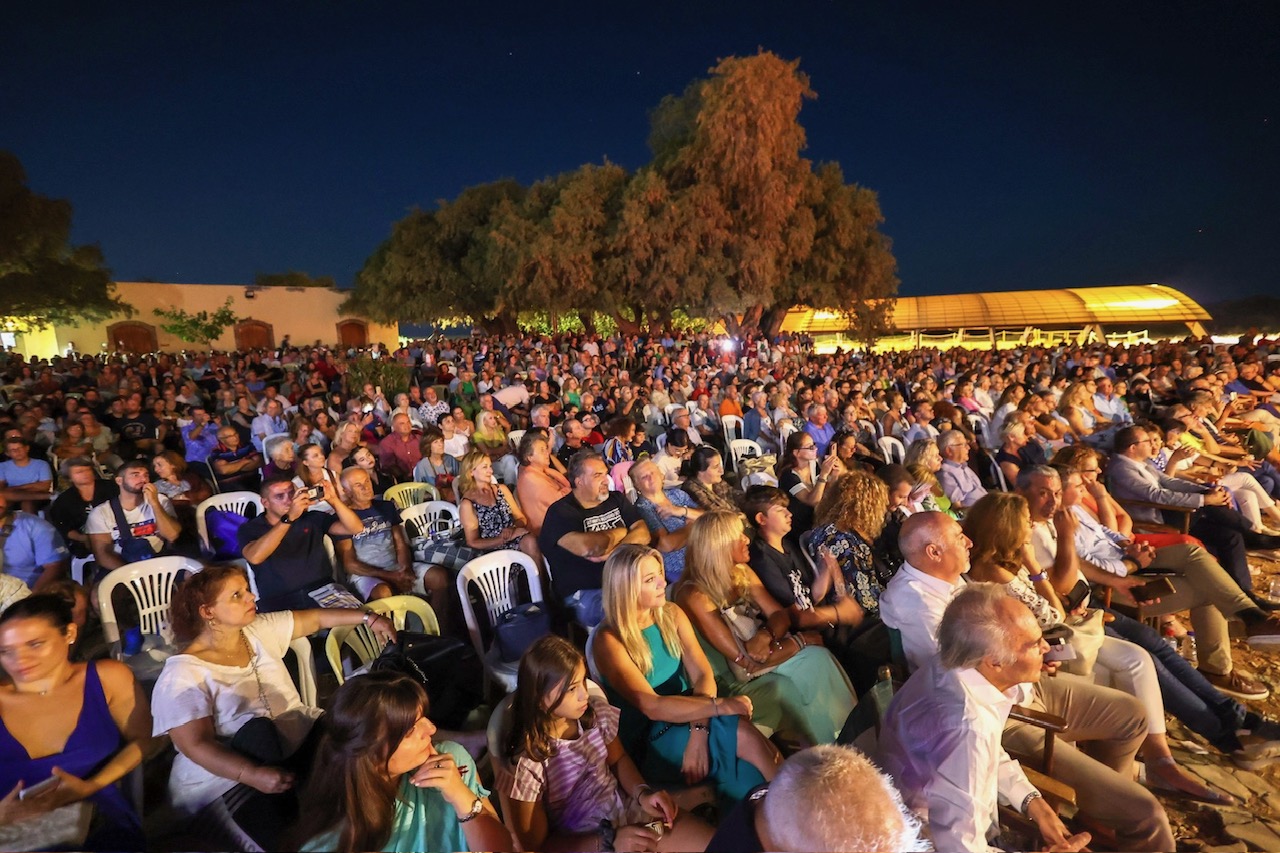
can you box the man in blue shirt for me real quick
[0,437,53,514]
[0,493,69,592]
[180,406,219,463]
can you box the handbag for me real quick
[494,601,552,663]
[110,499,158,563]
[720,600,781,682]
[1057,608,1107,677]
[370,632,484,729]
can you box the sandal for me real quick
[1144,756,1236,806]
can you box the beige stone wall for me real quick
[14,282,399,358]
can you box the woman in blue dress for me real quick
[593,544,778,805]
[0,595,159,850]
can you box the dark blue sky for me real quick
[4,1,1277,305]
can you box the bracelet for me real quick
[711,696,720,717]
[794,634,805,650]
[1021,790,1044,816]
[632,783,654,801]
[690,722,710,733]
[1027,572,1047,584]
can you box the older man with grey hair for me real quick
[880,583,1090,852]
[707,744,929,852]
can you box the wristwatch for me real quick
[280,513,296,525]
[457,794,483,823]
[1021,790,1044,816]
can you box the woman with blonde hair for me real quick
[455,449,542,566]
[326,422,363,479]
[675,511,856,747]
[593,544,778,804]
[1057,381,1107,442]
[903,439,957,517]
[807,470,895,617]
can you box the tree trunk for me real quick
[738,305,764,336]
[761,303,790,339]
[721,312,742,336]
[613,311,642,336]
[578,311,598,336]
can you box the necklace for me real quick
[241,631,275,719]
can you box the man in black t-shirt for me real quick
[538,451,648,626]
[114,392,163,456]
[238,474,364,612]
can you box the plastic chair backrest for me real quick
[729,438,763,467]
[777,420,798,445]
[384,481,440,511]
[399,500,461,539]
[456,550,545,661]
[96,556,205,646]
[877,435,906,465]
[195,491,264,555]
[324,596,440,684]
[261,432,292,462]
[507,429,526,451]
[721,414,743,444]
[797,529,818,574]
[663,403,685,426]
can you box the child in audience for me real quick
[502,635,714,852]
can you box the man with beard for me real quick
[85,459,182,573]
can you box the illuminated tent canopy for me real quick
[782,283,1211,340]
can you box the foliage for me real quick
[254,271,336,288]
[345,50,898,338]
[344,355,411,397]
[153,297,242,345]
[0,151,130,331]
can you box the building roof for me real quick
[784,283,1211,333]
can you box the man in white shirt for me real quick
[879,512,1174,851]
[901,400,940,447]
[250,399,289,453]
[880,584,1088,852]
[1092,377,1133,426]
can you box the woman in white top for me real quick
[293,443,341,514]
[152,564,396,848]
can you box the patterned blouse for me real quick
[807,523,893,617]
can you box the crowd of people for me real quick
[5,328,1280,850]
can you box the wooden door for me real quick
[235,320,274,351]
[107,321,158,353]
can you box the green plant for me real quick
[344,356,411,398]
[153,297,241,345]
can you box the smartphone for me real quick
[1044,637,1077,662]
[1061,579,1091,612]
[305,484,325,501]
[19,776,59,800]
[1134,577,1176,601]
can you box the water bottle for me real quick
[1162,625,1178,653]
[122,626,144,656]
[1181,631,1198,669]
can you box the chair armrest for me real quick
[1021,766,1077,809]
[1010,704,1067,733]
[1113,498,1193,534]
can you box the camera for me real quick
[305,485,325,501]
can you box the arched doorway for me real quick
[107,321,158,353]
[336,319,368,348]
[235,320,275,351]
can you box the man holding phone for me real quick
[238,474,365,612]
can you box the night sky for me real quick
[4,1,1278,305]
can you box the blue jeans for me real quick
[1104,609,1245,752]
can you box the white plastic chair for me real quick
[96,556,205,649]
[399,500,461,539]
[456,550,545,693]
[261,432,292,462]
[966,413,993,449]
[877,435,906,465]
[663,403,686,426]
[777,419,798,446]
[384,481,440,511]
[728,438,764,474]
[721,414,744,446]
[195,491,264,557]
[507,429,526,452]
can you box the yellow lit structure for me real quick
[782,283,1211,351]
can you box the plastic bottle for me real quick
[1182,631,1198,669]
[1162,625,1178,653]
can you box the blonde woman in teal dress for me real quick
[593,544,778,804]
[675,510,857,747]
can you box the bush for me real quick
[344,356,411,398]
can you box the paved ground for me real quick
[1160,557,1280,852]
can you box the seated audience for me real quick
[501,635,714,852]
[457,449,542,566]
[347,443,395,498]
[630,458,703,584]
[294,670,510,853]
[775,430,843,541]
[377,412,422,483]
[936,429,987,509]
[0,594,158,851]
[153,564,395,849]
[879,583,1091,853]
[513,430,571,536]
[680,445,743,515]
[537,451,650,627]
[237,475,364,612]
[210,427,263,493]
[86,459,182,574]
[292,443,341,514]
[592,543,779,803]
[675,510,857,746]
[152,450,213,508]
[708,744,929,852]
[806,470,893,619]
[0,493,70,593]
[412,427,460,502]
[0,436,53,513]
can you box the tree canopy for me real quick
[153,297,242,345]
[345,50,898,339]
[0,151,129,332]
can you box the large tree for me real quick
[0,151,129,331]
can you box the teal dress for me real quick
[301,741,487,853]
[696,615,857,746]
[602,623,765,804]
